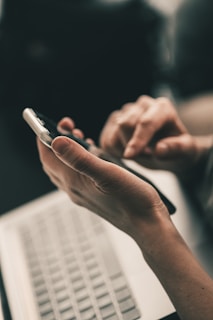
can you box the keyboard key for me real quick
[119,297,135,312]
[89,269,101,280]
[100,303,116,319]
[37,291,50,306]
[80,307,96,320]
[59,299,73,312]
[97,294,112,308]
[115,287,131,302]
[104,314,119,320]
[55,290,69,302]
[33,274,45,287]
[122,307,141,320]
[53,280,66,293]
[94,285,108,298]
[75,288,89,301]
[91,275,105,288]
[78,297,92,312]
[20,200,141,320]
[39,302,53,316]
[70,270,82,282]
[111,275,126,291]
[41,311,55,320]
[72,278,85,291]
[61,308,76,320]
[35,284,48,296]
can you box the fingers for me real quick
[36,137,67,179]
[99,111,127,157]
[101,96,187,159]
[51,136,114,189]
[57,117,75,134]
[123,97,185,158]
[51,136,146,195]
[57,117,85,139]
[154,134,196,159]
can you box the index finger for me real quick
[123,98,178,158]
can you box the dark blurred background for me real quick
[0,0,165,214]
[2,0,212,215]
[1,3,211,320]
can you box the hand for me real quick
[36,117,213,320]
[36,118,171,246]
[99,95,211,177]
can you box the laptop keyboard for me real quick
[18,200,141,320]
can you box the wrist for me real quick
[141,222,185,270]
[131,205,181,265]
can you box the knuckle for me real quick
[100,140,110,153]
[156,97,174,111]
[110,110,120,120]
[136,95,152,105]
[71,153,90,173]
[138,115,155,132]
[138,114,150,126]
[121,102,133,111]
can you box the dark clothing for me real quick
[195,145,213,228]
[170,0,213,99]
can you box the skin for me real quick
[99,95,213,179]
[37,96,213,319]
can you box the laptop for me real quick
[1,161,213,320]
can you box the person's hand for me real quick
[99,95,212,177]
[36,117,213,320]
[36,117,172,247]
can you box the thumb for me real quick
[51,137,161,209]
[155,134,194,159]
[51,136,116,185]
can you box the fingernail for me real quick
[143,146,152,155]
[157,143,169,156]
[52,138,70,155]
[58,127,71,135]
[123,145,135,158]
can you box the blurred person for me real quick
[164,0,213,135]
[171,0,213,100]
[36,95,213,319]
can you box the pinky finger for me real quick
[85,137,95,145]
[57,117,75,134]
[72,128,85,139]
